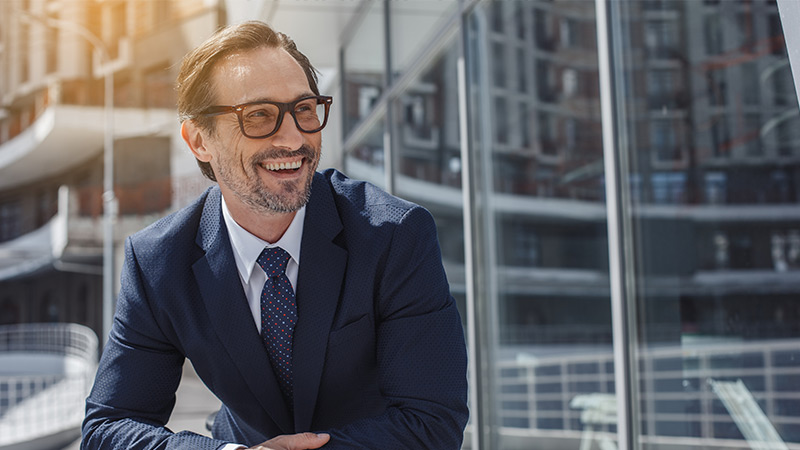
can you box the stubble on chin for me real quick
[242,160,317,215]
[255,175,313,214]
[216,144,320,215]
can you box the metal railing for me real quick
[0,323,98,448]
[497,339,800,448]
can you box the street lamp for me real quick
[18,10,117,347]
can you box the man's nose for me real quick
[269,111,304,150]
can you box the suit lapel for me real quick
[293,173,347,431]
[191,187,293,433]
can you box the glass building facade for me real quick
[341,0,800,448]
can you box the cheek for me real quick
[219,134,249,162]
[210,136,251,174]
[307,135,323,157]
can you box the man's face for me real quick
[199,46,322,215]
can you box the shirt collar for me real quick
[221,195,305,284]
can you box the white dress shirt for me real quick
[218,196,305,450]
[221,196,305,333]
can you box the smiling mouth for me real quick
[261,159,303,173]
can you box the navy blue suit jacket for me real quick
[82,169,468,449]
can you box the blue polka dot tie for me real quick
[257,247,297,407]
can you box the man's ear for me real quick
[181,120,213,163]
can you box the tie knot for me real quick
[257,246,290,277]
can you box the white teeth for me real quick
[264,160,302,171]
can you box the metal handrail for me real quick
[496,338,800,445]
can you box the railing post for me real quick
[527,364,537,430]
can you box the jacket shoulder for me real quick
[126,187,213,255]
[320,168,419,227]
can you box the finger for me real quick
[254,432,330,450]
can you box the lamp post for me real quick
[18,10,116,346]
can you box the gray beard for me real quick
[215,145,319,215]
[239,173,313,214]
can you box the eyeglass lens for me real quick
[241,98,326,138]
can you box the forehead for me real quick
[210,46,311,104]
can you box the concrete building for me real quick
[0,0,232,337]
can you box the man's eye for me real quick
[247,108,273,119]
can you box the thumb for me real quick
[293,432,330,449]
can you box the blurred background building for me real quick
[1,0,799,449]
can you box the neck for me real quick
[221,190,297,244]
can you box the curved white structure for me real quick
[0,323,98,450]
[0,104,176,191]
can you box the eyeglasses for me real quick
[199,95,333,139]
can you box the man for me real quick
[81,20,468,450]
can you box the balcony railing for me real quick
[497,338,800,449]
[0,323,98,449]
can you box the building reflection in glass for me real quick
[340,0,800,447]
[619,0,800,445]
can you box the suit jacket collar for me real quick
[192,186,293,433]
[293,172,347,431]
[192,173,348,433]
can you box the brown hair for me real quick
[176,21,320,181]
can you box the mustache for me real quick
[251,145,317,163]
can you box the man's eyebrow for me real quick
[243,92,317,104]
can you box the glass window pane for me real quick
[393,37,462,191]
[343,113,387,190]
[390,30,466,326]
[611,1,800,449]
[389,0,457,81]
[342,0,386,138]
[467,1,609,448]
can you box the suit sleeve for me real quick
[81,237,230,450]
[322,206,469,449]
